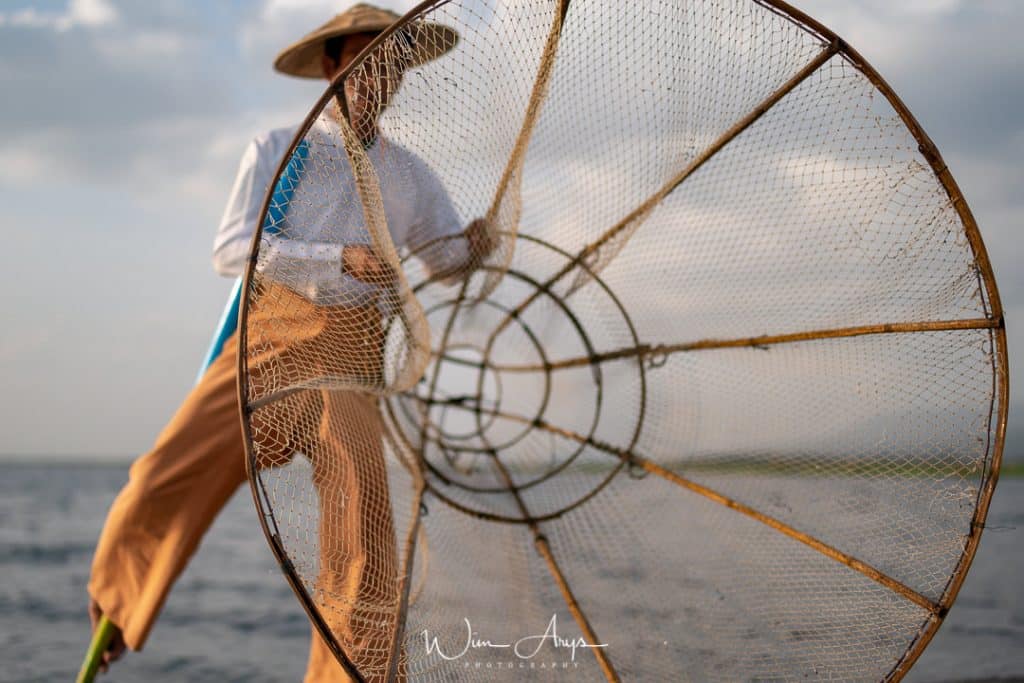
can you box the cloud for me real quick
[93,28,186,59]
[69,0,118,26]
[0,0,117,32]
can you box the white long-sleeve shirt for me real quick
[212,116,470,306]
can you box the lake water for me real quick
[1,462,1021,682]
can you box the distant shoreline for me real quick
[3,454,1023,477]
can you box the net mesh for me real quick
[239,1,1007,680]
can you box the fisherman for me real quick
[86,4,490,681]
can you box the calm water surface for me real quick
[0,462,1021,682]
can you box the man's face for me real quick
[322,31,407,136]
[321,31,377,81]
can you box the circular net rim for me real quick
[236,1,1009,680]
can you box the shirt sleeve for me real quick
[406,158,470,282]
[258,235,350,296]
[211,138,266,278]
[212,135,349,288]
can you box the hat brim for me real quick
[274,21,459,79]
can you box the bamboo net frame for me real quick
[237,1,1008,680]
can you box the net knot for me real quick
[644,347,669,369]
[626,455,649,479]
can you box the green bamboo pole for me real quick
[76,615,116,682]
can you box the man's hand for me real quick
[342,244,395,285]
[428,217,498,285]
[88,598,126,674]
[464,217,496,264]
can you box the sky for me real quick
[0,0,1020,460]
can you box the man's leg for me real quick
[88,332,249,651]
[245,287,406,681]
[303,390,406,683]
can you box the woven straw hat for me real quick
[273,3,459,79]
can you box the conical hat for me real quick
[273,3,459,79]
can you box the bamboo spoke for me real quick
[420,398,941,615]
[384,484,426,682]
[636,458,940,614]
[487,0,571,220]
[483,439,620,681]
[487,41,839,344]
[534,534,620,681]
[477,0,572,300]
[463,317,998,374]
[540,418,940,613]
[563,39,841,297]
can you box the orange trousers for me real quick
[89,280,405,682]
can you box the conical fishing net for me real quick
[238,1,1008,680]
